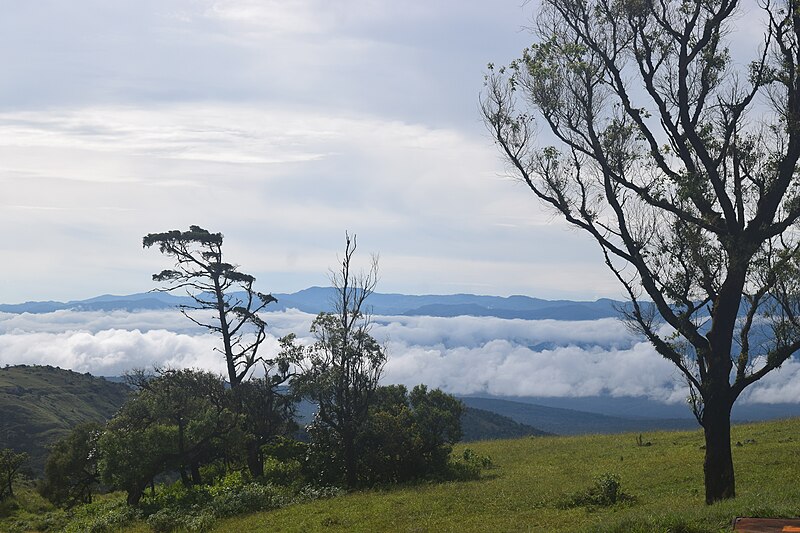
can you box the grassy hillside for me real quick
[461,407,551,441]
[0,365,130,473]
[204,418,800,533]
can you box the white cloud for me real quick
[0,309,800,403]
[741,358,800,404]
[4,308,798,404]
[0,0,617,305]
[0,328,225,376]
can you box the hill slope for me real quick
[460,396,699,435]
[208,418,800,533]
[0,365,130,473]
[461,407,551,441]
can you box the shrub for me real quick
[62,496,141,533]
[208,482,288,517]
[562,473,635,508]
[447,448,494,481]
[293,484,345,503]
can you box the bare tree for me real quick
[291,233,386,488]
[143,226,276,387]
[483,0,800,503]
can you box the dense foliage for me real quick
[39,423,101,508]
[0,449,28,500]
[95,368,296,507]
[306,384,464,487]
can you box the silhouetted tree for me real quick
[143,226,276,387]
[291,234,386,488]
[483,0,800,503]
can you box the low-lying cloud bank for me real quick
[1,309,798,404]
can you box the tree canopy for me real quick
[143,225,276,387]
[482,0,800,503]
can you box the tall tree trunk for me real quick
[126,477,149,506]
[701,266,744,504]
[246,440,264,478]
[343,432,357,489]
[190,462,202,485]
[702,395,735,503]
[179,466,191,487]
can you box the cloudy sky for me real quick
[3,2,799,406]
[0,0,629,304]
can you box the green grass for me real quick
[207,419,800,533]
[4,417,798,532]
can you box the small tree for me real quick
[292,234,386,488]
[357,385,463,485]
[40,423,101,508]
[232,368,299,478]
[483,0,800,503]
[98,368,239,505]
[0,448,28,500]
[143,226,276,387]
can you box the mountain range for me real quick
[0,287,623,321]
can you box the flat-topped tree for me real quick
[483,0,800,503]
[143,226,276,387]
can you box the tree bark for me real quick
[343,431,357,489]
[126,477,149,506]
[190,462,202,485]
[246,440,264,478]
[702,395,735,503]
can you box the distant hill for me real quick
[0,365,130,474]
[461,407,551,441]
[0,288,625,321]
[483,394,800,422]
[459,397,699,435]
[291,398,551,443]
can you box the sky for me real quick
[0,0,627,304]
[3,2,799,405]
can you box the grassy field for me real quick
[3,417,798,532]
[206,418,800,533]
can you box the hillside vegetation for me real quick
[205,418,800,533]
[0,366,543,473]
[0,365,129,473]
[1,418,798,532]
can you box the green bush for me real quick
[293,484,345,503]
[562,473,635,508]
[62,496,141,533]
[208,482,288,517]
[262,456,304,487]
[140,481,212,512]
[447,448,493,481]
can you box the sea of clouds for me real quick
[1,308,799,404]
